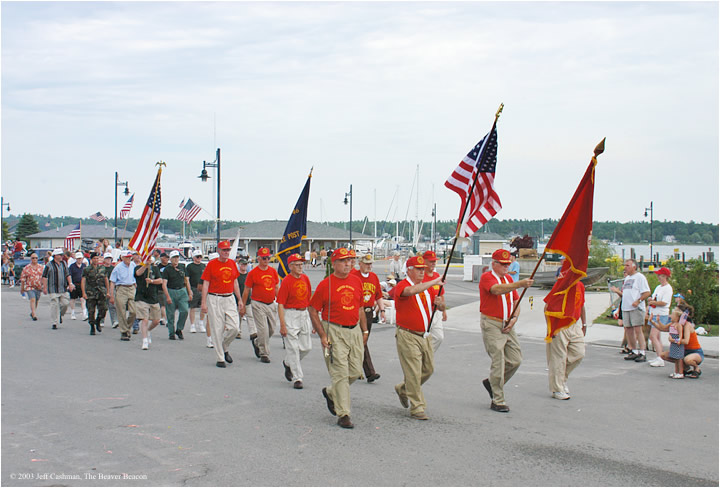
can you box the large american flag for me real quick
[119,194,134,220]
[89,211,108,222]
[444,127,501,237]
[64,223,81,250]
[176,198,202,224]
[128,170,162,263]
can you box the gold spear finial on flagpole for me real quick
[495,103,504,119]
[594,138,606,157]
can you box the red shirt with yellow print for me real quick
[394,277,438,334]
[350,268,382,308]
[309,274,363,326]
[201,258,240,294]
[245,266,280,303]
[422,270,445,296]
[277,274,312,309]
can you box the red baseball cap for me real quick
[654,267,671,277]
[492,249,512,264]
[257,247,271,257]
[217,240,232,250]
[422,250,437,261]
[331,248,353,262]
[287,253,304,264]
[406,256,427,268]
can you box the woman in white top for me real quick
[647,267,673,367]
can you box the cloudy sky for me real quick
[2,1,718,229]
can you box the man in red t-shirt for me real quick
[240,247,280,363]
[393,256,445,420]
[309,247,367,429]
[479,249,534,413]
[277,253,313,389]
[422,250,447,353]
[350,254,385,383]
[201,240,242,368]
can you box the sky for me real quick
[2,1,718,230]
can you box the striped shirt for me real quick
[42,259,70,294]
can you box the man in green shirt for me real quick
[135,260,163,350]
[186,250,206,334]
[162,250,192,340]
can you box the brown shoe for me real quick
[322,387,336,416]
[337,415,354,429]
[482,378,493,399]
[395,384,409,408]
[490,402,510,413]
[293,380,303,389]
[411,411,429,420]
[260,356,271,363]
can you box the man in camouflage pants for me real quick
[82,252,110,335]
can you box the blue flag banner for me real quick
[277,170,312,278]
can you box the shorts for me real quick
[70,284,83,300]
[135,301,161,321]
[622,309,645,328]
[651,315,670,328]
[684,348,704,362]
[25,289,41,301]
[188,286,202,308]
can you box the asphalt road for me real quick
[1,283,718,487]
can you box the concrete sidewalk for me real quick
[444,289,719,357]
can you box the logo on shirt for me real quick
[293,280,308,300]
[220,266,233,283]
[337,284,357,311]
[262,275,274,290]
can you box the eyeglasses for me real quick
[219,248,230,252]
[259,256,270,260]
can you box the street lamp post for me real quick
[1,197,10,242]
[199,148,221,248]
[644,201,654,265]
[344,185,353,249]
[114,172,130,244]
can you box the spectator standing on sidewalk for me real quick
[647,267,673,367]
[612,259,651,363]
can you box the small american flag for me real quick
[179,198,185,208]
[128,169,162,263]
[176,198,202,224]
[64,223,81,250]
[444,127,501,237]
[119,194,134,220]
[89,211,108,222]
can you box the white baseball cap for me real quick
[169,250,180,258]
[103,252,113,259]
[52,248,64,256]
[75,252,83,259]
[121,250,133,257]
[192,250,203,257]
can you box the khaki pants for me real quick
[481,314,522,405]
[252,300,276,358]
[48,292,70,325]
[283,309,312,381]
[396,327,434,414]
[430,312,444,353]
[208,294,240,363]
[323,321,363,417]
[546,321,585,393]
[240,302,257,338]
[114,286,136,335]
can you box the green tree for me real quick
[665,258,719,325]
[2,221,10,242]
[588,237,615,268]
[14,214,39,243]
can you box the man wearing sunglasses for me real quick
[240,247,280,363]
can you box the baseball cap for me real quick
[121,250,133,257]
[218,240,232,250]
[288,253,304,264]
[673,293,685,299]
[257,247,271,257]
[75,252,83,259]
[331,248,353,262]
[360,254,373,264]
[103,252,113,259]
[169,250,180,258]
[422,250,437,261]
[492,249,512,264]
[192,250,203,257]
[406,256,427,268]
[654,267,671,277]
[160,252,169,258]
[52,248,63,256]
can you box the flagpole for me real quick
[428,103,503,330]
[120,215,130,247]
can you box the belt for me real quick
[252,299,274,305]
[329,322,357,329]
[397,326,425,337]
[117,284,135,287]
[209,293,233,297]
[286,307,308,312]
[168,287,185,290]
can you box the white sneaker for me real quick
[552,391,571,400]
[563,385,570,395]
[83,310,88,319]
[199,321,206,333]
[147,332,152,344]
[206,337,214,348]
[142,338,149,350]
[190,324,197,333]
[649,357,665,367]
[71,312,77,320]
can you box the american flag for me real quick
[176,198,202,224]
[179,198,185,208]
[89,211,108,222]
[444,127,501,237]
[119,194,134,220]
[64,223,81,250]
[128,169,162,263]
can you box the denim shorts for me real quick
[25,289,41,301]
[685,348,704,362]
[651,315,670,328]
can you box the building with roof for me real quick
[199,220,376,256]
[26,224,135,250]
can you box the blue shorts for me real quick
[684,348,704,362]
[651,315,670,328]
[25,290,41,301]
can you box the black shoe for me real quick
[634,354,647,362]
[490,402,510,413]
[337,415,354,429]
[31,315,38,321]
[59,316,63,324]
[250,335,260,358]
[260,356,271,363]
[176,330,184,340]
[294,380,303,389]
[283,361,292,381]
[112,322,119,329]
[624,352,639,360]
[96,323,102,333]
[120,332,130,341]
[483,378,493,399]
[367,373,381,383]
[52,324,57,330]
[90,325,96,335]
[322,387,336,416]
[169,334,176,340]
[224,352,233,364]
[216,361,226,368]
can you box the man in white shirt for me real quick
[612,259,651,362]
[647,267,673,367]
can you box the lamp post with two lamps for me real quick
[644,201,654,265]
[198,148,221,248]
[344,185,353,249]
[114,173,130,244]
